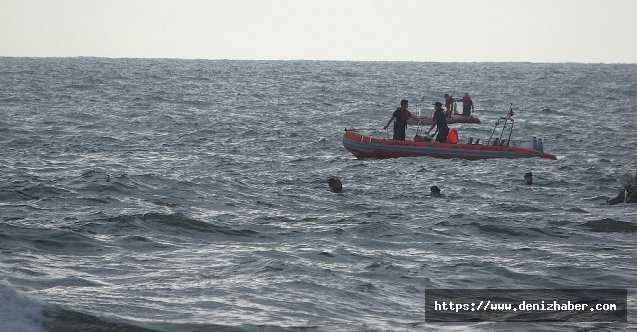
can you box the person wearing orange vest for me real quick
[459,93,474,116]
[383,99,413,140]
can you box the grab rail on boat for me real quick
[486,116,514,146]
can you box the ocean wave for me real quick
[39,276,104,289]
[42,306,154,332]
[470,222,524,237]
[69,170,184,203]
[113,235,175,250]
[0,222,107,255]
[2,58,637,331]
[0,283,44,332]
[583,218,637,233]
[14,183,72,201]
[29,229,107,255]
[40,302,313,332]
[97,213,259,237]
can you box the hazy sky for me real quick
[1,0,636,63]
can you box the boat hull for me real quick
[342,130,557,160]
[408,115,481,126]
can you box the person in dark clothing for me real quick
[430,185,442,197]
[608,170,637,204]
[524,172,533,185]
[383,99,413,140]
[426,101,450,142]
[459,93,474,116]
[328,177,343,193]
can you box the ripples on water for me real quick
[0,58,636,331]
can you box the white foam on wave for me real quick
[0,281,44,332]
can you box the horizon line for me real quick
[1,55,635,65]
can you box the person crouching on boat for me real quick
[383,99,413,140]
[426,102,450,142]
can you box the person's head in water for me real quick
[430,185,441,197]
[328,177,342,193]
[524,172,533,185]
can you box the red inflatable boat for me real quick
[342,117,557,161]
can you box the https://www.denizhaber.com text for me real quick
[425,289,627,322]
[434,299,619,313]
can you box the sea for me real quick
[0,58,636,332]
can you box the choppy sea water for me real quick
[0,58,636,331]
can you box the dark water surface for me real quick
[1,58,636,331]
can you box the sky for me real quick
[1,0,636,63]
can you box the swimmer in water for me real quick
[524,172,533,185]
[430,185,442,197]
[328,177,343,193]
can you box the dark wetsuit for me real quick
[608,173,637,204]
[433,108,450,142]
[392,107,411,140]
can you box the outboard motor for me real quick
[518,137,545,153]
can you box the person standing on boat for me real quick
[383,99,413,140]
[426,102,450,142]
[444,94,455,117]
[459,93,474,116]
